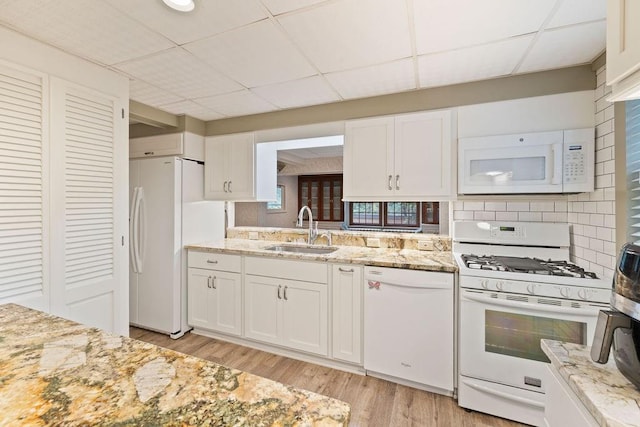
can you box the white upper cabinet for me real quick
[606,0,640,100]
[344,110,453,201]
[204,132,276,201]
[130,132,204,161]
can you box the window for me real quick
[298,174,343,221]
[267,184,285,212]
[626,98,640,243]
[349,202,439,230]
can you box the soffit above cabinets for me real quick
[0,0,606,121]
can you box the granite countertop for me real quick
[541,339,640,427]
[0,303,350,426]
[186,238,457,273]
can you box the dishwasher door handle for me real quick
[368,280,381,289]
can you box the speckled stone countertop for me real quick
[541,339,640,427]
[0,303,350,426]
[186,238,457,272]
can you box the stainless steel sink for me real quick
[264,244,338,255]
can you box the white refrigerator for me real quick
[129,157,225,338]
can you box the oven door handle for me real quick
[460,378,545,409]
[462,292,601,316]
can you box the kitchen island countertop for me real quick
[186,238,457,273]
[0,303,350,426]
[541,339,640,427]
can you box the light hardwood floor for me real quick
[130,327,528,427]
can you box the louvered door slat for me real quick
[63,87,114,289]
[0,64,44,301]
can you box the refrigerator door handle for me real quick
[137,187,146,273]
[129,187,140,273]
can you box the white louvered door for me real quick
[49,77,127,334]
[0,62,49,311]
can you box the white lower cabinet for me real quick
[187,252,242,336]
[544,365,598,427]
[244,257,328,356]
[332,264,363,364]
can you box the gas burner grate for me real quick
[461,254,599,279]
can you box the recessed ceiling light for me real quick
[162,0,194,12]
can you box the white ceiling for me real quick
[0,0,606,122]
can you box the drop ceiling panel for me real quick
[158,100,225,121]
[278,0,412,73]
[115,47,243,99]
[260,0,330,16]
[518,21,606,73]
[0,0,173,65]
[105,0,269,45]
[129,80,184,107]
[547,0,606,29]
[325,58,416,100]
[413,0,556,54]
[197,90,279,117]
[417,36,533,88]
[252,76,341,109]
[185,20,317,87]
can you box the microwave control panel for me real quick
[562,128,594,193]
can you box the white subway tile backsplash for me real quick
[554,201,568,212]
[474,211,495,221]
[597,226,613,241]
[583,202,597,213]
[583,225,597,238]
[518,212,542,222]
[596,201,613,215]
[464,201,485,211]
[542,212,568,223]
[590,238,604,252]
[530,201,555,212]
[453,211,474,220]
[484,202,506,211]
[596,174,612,189]
[589,214,605,227]
[495,211,519,221]
[583,248,597,263]
[507,202,530,212]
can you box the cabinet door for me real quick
[244,274,281,346]
[332,265,362,364]
[187,268,216,329]
[281,279,328,356]
[204,133,255,200]
[544,366,598,427]
[204,136,229,199]
[0,63,49,312]
[227,132,255,200]
[210,271,242,336]
[394,110,452,198]
[49,77,128,334]
[344,117,394,200]
[606,0,640,85]
[130,133,183,159]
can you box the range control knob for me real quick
[559,287,570,298]
[495,281,504,291]
[481,280,489,289]
[578,288,589,300]
[526,284,537,295]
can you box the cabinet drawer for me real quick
[245,256,327,283]
[188,251,241,273]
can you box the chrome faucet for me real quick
[297,205,317,244]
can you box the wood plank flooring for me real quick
[130,327,528,427]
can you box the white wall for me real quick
[568,66,616,280]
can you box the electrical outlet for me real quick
[417,240,434,251]
[366,238,381,248]
[248,231,259,240]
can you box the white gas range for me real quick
[453,221,611,427]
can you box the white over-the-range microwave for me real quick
[458,128,594,195]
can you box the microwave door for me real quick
[460,145,557,194]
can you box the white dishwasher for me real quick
[364,266,454,395]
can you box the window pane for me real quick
[333,182,342,220]
[485,310,586,363]
[266,185,284,210]
[350,202,381,225]
[626,99,640,243]
[385,202,418,227]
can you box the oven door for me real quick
[459,288,605,393]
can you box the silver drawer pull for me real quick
[207,276,212,289]
[277,285,282,299]
[283,285,288,301]
[206,260,218,264]
[338,267,354,273]
[212,276,217,289]
[144,151,154,156]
